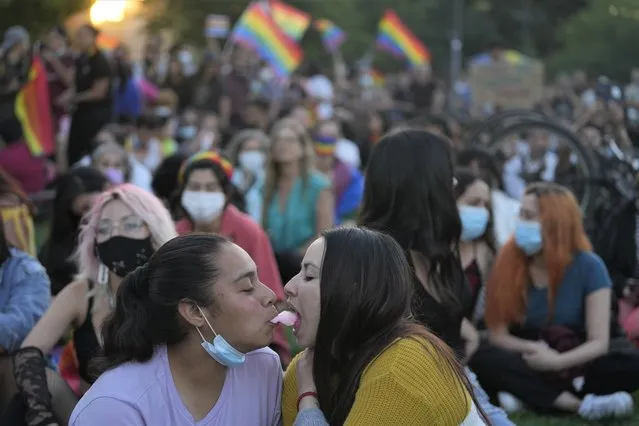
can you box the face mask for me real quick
[181,191,225,223]
[514,220,543,256]
[239,151,265,172]
[178,126,197,140]
[105,167,124,185]
[96,236,154,278]
[459,205,489,241]
[195,306,246,367]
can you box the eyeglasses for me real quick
[96,215,146,242]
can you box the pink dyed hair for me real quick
[74,184,177,281]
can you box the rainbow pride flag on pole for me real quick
[15,56,54,156]
[314,19,346,53]
[232,3,303,78]
[376,10,430,66]
[269,0,310,40]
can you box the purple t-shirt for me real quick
[70,346,282,426]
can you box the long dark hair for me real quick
[359,129,465,307]
[48,167,108,241]
[454,167,496,253]
[314,227,476,425]
[94,234,230,376]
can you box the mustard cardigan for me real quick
[282,337,476,426]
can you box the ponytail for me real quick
[92,264,154,377]
[91,234,229,378]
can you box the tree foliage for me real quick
[0,0,91,38]
[2,0,623,79]
[549,0,639,81]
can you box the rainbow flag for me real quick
[15,56,54,157]
[370,69,385,86]
[314,19,346,53]
[269,0,310,40]
[376,10,430,66]
[232,3,303,78]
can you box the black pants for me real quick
[67,106,112,166]
[469,342,639,412]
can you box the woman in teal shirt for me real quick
[262,118,334,282]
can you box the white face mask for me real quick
[239,151,265,172]
[181,191,225,223]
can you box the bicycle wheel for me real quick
[488,119,600,218]
[467,109,547,147]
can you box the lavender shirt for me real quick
[70,346,282,426]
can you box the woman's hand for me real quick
[296,349,316,394]
[523,346,564,372]
[296,349,319,411]
[460,318,480,364]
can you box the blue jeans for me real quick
[465,367,516,426]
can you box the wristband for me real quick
[297,391,318,411]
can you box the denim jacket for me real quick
[0,248,51,351]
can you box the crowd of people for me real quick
[1,19,639,426]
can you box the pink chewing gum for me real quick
[270,311,297,326]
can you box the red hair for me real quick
[485,183,592,329]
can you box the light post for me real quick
[448,0,465,100]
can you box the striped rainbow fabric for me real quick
[269,0,311,40]
[314,19,346,52]
[376,10,430,66]
[232,3,303,78]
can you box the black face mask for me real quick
[96,236,154,278]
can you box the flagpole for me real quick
[221,0,261,73]
[448,0,464,100]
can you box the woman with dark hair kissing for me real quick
[71,234,283,425]
[282,227,486,425]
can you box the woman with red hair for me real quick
[469,182,639,421]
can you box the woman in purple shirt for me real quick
[70,234,283,425]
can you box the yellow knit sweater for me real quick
[282,337,473,426]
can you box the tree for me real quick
[0,0,91,38]
[549,0,639,81]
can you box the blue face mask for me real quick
[459,205,489,241]
[196,306,246,367]
[514,220,543,256]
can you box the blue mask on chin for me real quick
[459,205,489,241]
[196,306,246,367]
[514,220,543,256]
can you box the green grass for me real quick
[509,393,639,425]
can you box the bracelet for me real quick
[297,391,318,411]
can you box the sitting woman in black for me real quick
[39,167,107,295]
[359,129,514,425]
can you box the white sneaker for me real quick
[578,392,634,420]
[497,392,525,413]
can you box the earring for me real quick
[97,263,109,286]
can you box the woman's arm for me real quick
[0,260,50,351]
[556,288,611,370]
[489,324,546,354]
[460,318,480,363]
[21,279,88,354]
[74,78,110,103]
